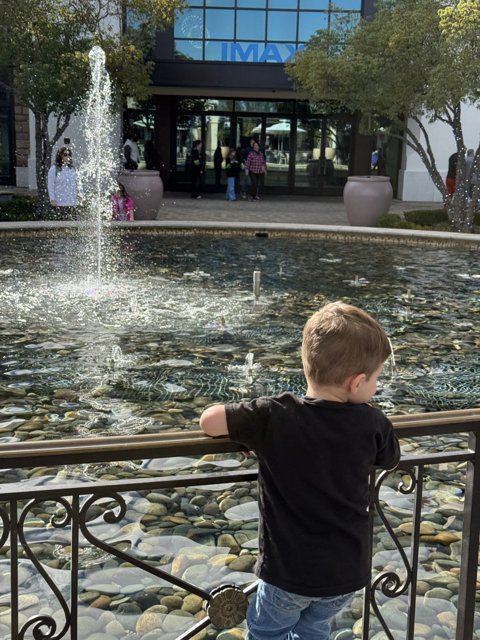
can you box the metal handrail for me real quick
[0,407,479,640]
[0,407,479,468]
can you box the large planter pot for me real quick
[343,176,393,227]
[118,170,163,220]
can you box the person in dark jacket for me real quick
[225,148,240,201]
[191,140,204,199]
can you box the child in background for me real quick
[225,148,240,201]
[112,182,134,221]
[200,301,400,640]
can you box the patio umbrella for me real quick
[265,120,306,152]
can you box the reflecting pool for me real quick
[0,232,479,443]
[0,231,479,640]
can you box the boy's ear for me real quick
[347,372,366,395]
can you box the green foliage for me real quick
[404,209,448,225]
[288,0,480,132]
[380,208,480,230]
[0,196,38,221]
[287,0,480,231]
[378,214,418,229]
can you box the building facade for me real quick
[124,0,400,197]
[8,0,479,201]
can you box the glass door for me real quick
[175,114,203,186]
[204,114,231,190]
[264,117,291,188]
[294,116,352,192]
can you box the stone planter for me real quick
[343,176,393,227]
[118,170,163,220]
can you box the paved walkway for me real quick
[157,192,438,225]
[0,186,439,226]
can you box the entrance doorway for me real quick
[173,102,354,195]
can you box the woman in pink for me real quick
[112,182,135,221]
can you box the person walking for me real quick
[225,148,240,201]
[200,301,400,640]
[47,147,79,216]
[245,141,267,201]
[191,140,204,199]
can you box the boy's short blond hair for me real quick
[302,301,391,386]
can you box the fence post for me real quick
[456,430,480,640]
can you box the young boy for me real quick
[200,301,400,640]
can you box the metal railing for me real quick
[0,408,479,640]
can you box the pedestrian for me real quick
[245,141,267,201]
[144,139,157,170]
[238,139,253,199]
[200,301,400,640]
[123,130,140,170]
[47,146,79,216]
[111,182,135,221]
[191,140,204,199]
[214,142,223,191]
[446,152,457,197]
[225,148,240,201]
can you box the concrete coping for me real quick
[0,219,479,248]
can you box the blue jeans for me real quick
[226,176,236,200]
[246,581,353,640]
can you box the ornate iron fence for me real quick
[0,409,478,640]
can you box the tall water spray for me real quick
[78,46,118,283]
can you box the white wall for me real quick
[398,102,480,202]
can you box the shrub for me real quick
[0,195,38,221]
[378,214,417,229]
[403,209,448,225]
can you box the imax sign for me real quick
[220,42,305,63]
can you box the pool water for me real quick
[0,233,479,442]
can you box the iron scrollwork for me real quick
[368,467,417,640]
[16,497,73,640]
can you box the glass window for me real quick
[300,0,329,8]
[298,11,328,41]
[238,0,266,6]
[175,40,203,60]
[177,98,234,111]
[235,100,294,112]
[206,0,235,5]
[333,0,361,8]
[330,11,361,29]
[267,11,297,41]
[175,114,202,183]
[237,10,266,40]
[205,40,226,60]
[276,43,303,61]
[175,8,204,39]
[204,115,232,186]
[205,9,234,39]
[268,0,298,7]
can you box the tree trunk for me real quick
[447,189,474,233]
[35,112,53,215]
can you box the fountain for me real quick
[77,46,117,283]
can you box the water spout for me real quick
[253,270,261,300]
[78,46,118,284]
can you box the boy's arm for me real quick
[200,404,228,437]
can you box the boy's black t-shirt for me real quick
[225,392,400,597]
